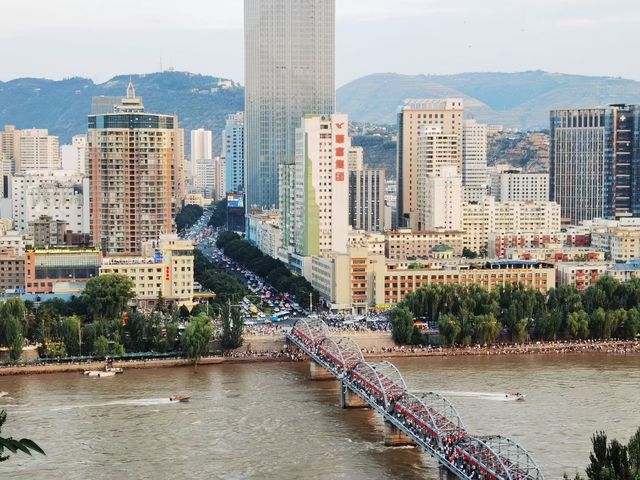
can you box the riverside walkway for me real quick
[287,318,544,480]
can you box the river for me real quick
[1,354,638,479]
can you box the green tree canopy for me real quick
[183,312,213,369]
[390,307,415,344]
[81,275,135,322]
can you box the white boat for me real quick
[83,370,116,378]
[106,367,124,374]
[505,392,526,401]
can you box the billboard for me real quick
[227,193,244,209]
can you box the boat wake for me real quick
[49,398,177,411]
[434,391,524,402]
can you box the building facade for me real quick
[397,98,463,227]
[11,169,90,234]
[349,168,386,232]
[494,171,549,202]
[17,129,60,172]
[223,112,244,194]
[60,135,87,174]
[87,83,183,254]
[418,165,462,231]
[29,215,67,248]
[244,0,335,209]
[25,248,102,294]
[462,119,488,201]
[190,128,213,177]
[385,228,466,258]
[550,105,640,224]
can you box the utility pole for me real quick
[309,292,313,313]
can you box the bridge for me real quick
[287,318,545,480]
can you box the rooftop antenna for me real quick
[126,76,135,98]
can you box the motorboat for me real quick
[106,366,124,374]
[83,370,116,378]
[169,394,191,402]
[505,392,526,401]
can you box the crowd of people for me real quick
[222,347,305,362]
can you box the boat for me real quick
[83,370,116,378]
[169,394,191,402]
[106,367,124,374]
[505,392,526,401]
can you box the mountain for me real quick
[0,71,243,145]
[3,70,640,143]
[336,71,640,129]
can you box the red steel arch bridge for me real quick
[288,318,545,480]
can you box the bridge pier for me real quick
[339,381,369,408]
[309,360,334,380]
[383,421,415,447]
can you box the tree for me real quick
[567,310,590,340]
[0,410,45,462]
[390,307,415,344]
[462,247,479,259]
[82,275,135,322]
[183,313,213,370]
[583,427,640,480]
[175,204,204,232]
[59,316,82,356]
[220,307,244,350]
[438,314,461,346]
[93,336,109,357]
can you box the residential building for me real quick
[347,230,386,256]
[0,126,19,175]
[190,128,213,177]
[60,135,87,174]
[505,246,605,263]
[418,165,462,231]
[397,98,463,227]
[283,114,349,258]
[349,167,386,232]
[25,248,102,294]
[607,259,640,282]
[192,158,215,197]
[246,209,282,259]
[385,228,466,259]
[17,129,60,171]
[100,235,195,310]
[0,254,24,292]
[550,105,640,224]
[213,156,226,201]
[222,112,244,193]
[87,82,184,254]
[244,0,335,209]
[28,215,67,248]
[556,262,612,291]
[183,193,211,208]
[0,230,26,255]
[462,119,488,201]
[11,169,90,234]
[493,171,549,202]
[461,197,561,254]
[347,146,364,171]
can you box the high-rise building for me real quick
[190,128,212,177]
[462,119,488,201]
[550,105,640,224]
[0,126,20,175]
[223,112,244,193]
[213,156,226,201]
[418,165,462,231]
[347,146,364,171]
[396,98,464,227]
[283,114,349,258]
[60,135,87,174]
[492,171,549,202]
[244,0,335,209]
[349,168,386,232]
[192,158,215,197]
[17,129,60,171]
[87,82,184,254]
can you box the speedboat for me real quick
[169,394,191,402]
[505,392,526,401]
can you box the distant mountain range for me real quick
[0,72,243,146]
[337,71,640,129]
[2,70,640,144]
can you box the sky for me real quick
[1,0,640,86]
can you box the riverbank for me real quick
[1,337,638,376]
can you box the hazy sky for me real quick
[2,0,639,85]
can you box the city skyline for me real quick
[2,0,640,85]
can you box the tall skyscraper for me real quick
[87,82,184,254]
[213,156,226,201]
[244,0,335,209]
[462,119,488,201]
[190,128,212,177]
[222,112,244,193]
[418,165,462,231]
[349,168,386,232]
[550,105,640,224]
[396,98,463,228]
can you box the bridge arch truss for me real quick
[318,337,364,372]
[291,318,330,348]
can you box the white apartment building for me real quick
[246,209,282,259]
[284,114,349,257]
[347,230,386,256]
[213,156,226,201]
[17,129,60,171]
[222,112,244,193]
[192,158,215,197]
[11,170,90,234]
[418,165,462,231]
[347,146,364,171]
[60,135,87,174]
[556,262,612,291]
[190,128,212,177]
[462,119,488,201]
[493,171,549,202]
[462,197,561,254]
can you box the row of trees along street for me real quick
[0,273,243,364]
[215,231,319,309]
[390,276,640,345]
